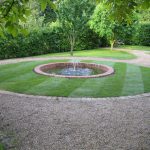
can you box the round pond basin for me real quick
[34,62,114,78]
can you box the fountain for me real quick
[34,61,114,78]
[70,59,80,71]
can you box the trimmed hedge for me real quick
[0,27,69,59]
[132,23,150,46]
[0,27,100,59]
[138,23,150,46]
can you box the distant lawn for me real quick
[0,143,4,150]
[38,48,136,60]
[118,45,150,51]
[0,59,149,98]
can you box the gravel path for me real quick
[0,92,150,150]
[0,48,150,67]
[0,49,150,150]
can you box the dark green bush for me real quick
[131,23,150,46]
[75,28,100,50]
[138,23,150,46]
[0,27,70,59]
[0,27,101,59]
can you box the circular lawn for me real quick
[0,59,149,98]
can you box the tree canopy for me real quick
[0,0,149,37]
[89,3,138,49]
[0,0,55,37]
[57,0,94,56]
[95,0,150,22]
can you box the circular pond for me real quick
[34,62,114,78]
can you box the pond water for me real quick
[45,67,103,76]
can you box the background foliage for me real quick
[0,0,149,59]
[0,25,100,59]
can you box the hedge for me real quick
[138,23,150,46]
[0,27,100,59]
[132,23,150,46]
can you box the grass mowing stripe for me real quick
[0,59,69,83]
[5,72,36,81]
[0,60,68,78]
[69,61,115,97]
[122,64,144,96]
[26,77,67,96]
[0,76,48,93]
[140,67,150,93]
[98,63,127,97]
[0,62,39,82]
[44,78,87,97]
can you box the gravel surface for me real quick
[0,49,150,150]
[0,92,150,150]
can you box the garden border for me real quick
[0,90,150,101]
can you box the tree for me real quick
[43,0,57,25]
[95,0,150,22]
[89,3,137,50]
[0,0,30,37]
[89,4,117,50]
[138,8,150,23]
[0,0,54,37]
[57,0,94,56]
[0,0,149,37]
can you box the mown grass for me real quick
[0,59,149,98]
[0,143,4,150]
[118,45,150,51]
[37,48,136,60]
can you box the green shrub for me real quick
[138,23,150,46]
[132,23,150,46]
[0,26,101,59]
[0,27,69,59]
[75,28,100,50]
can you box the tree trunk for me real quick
[110,40,115,50]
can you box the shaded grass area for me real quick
[37,48,136,60]
[0,60,149,98]
[118,45,150,51]
[0,144,4,150]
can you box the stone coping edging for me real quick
[0,90,150,101]
[34,62,114,78]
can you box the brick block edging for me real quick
[34,62,114,78]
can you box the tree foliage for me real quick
[138,8,150,23]
[43,0,57,24]
[0,0,30,37]
[0,0,54,37]
[57,0,94,56]
[0,0,149,37]
[95,0,150,22]
[89,3,138,49]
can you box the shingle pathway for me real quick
[0,49,150,150]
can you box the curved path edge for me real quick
[0,90,150,101]
[0,49,150,67]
